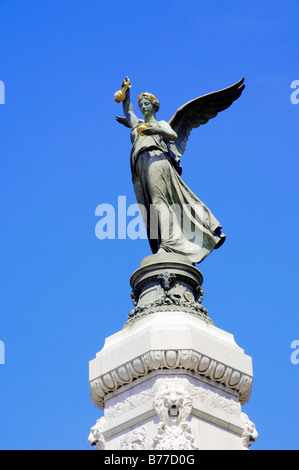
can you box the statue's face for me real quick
[139,98,154,117]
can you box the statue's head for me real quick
[138,92,160,115]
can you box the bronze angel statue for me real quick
[115,77,245,264]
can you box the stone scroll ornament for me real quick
[114,77,245,265]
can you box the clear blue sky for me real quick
[0,0,298,450]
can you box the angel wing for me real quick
[166,78,245,160]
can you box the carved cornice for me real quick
[89,348,252,409]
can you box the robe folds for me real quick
[130,124,225,264]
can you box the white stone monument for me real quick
[88,254,258,450]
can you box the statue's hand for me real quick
[121,77,131,91]
[141,122,160,135]
[114,77,131,103]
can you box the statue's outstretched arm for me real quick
[114,77,139,129]
[122,89,139,129]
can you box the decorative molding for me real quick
[157,272,177,291]
[105,387,156,420]
[188,381,240,416]
[104,377,239,422]
[118,426,150,450]
[89,348,252,409]
[126,289,210,326]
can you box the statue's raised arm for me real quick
[114,77,140,129]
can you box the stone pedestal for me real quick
[88,254,258,450]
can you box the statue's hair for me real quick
[138,92,160,112]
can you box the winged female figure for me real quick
[115,77,245,264]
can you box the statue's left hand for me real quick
[141,123,160,135]
[121,76,131,90]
